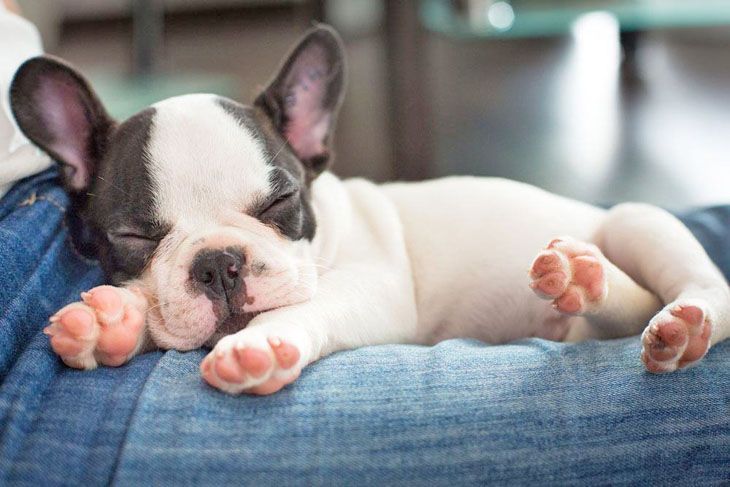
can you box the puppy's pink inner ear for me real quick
[283,46,333,160]
[40,77,92,189]
[286,107,330,161]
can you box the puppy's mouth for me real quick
[206,311,260,347]
[206,280,257,327]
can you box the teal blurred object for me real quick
[83,0,238,121]
[88,73,237,120]
[422,0,730,38]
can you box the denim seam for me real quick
[17,193,98,266]
[17,192,64,212]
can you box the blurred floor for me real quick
[54,6,730,208]
[430,22,730,208]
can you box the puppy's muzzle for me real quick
[191,247,246,309]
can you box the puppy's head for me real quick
[10,25,345,350]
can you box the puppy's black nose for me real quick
[191,248,245,301]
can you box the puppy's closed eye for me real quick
[107,230,161,252]
[258,190,299,218]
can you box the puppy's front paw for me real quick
[641,300,713,373]
[44,285,146,369]
[529,237,607,315]
[201,329,303,395]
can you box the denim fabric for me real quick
[0,170,729,485]
[111,339,730,486]
[0,170,161,484]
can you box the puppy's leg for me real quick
[200,266,417,395]
[530,236,662,340]
[593,203,730,372]
[45,285,150,369]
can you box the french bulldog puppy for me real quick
[11,26,729,395]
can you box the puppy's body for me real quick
[314,175,728,348]
[382,176,603,344]
[11,26,730,395]
[317,174,600,348]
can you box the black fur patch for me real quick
[217,97,317,241]
[84,108,171,284]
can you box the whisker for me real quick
[255,267,289,279]
[262,280,291,297]
[146,300,172,313]
[96,175,132,198]
[267,140,288,166]
[244,227,273,239]
[85,192,118,204]
[311,256,334,267]
[309,263,333,271]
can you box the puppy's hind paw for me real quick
[641,300,713,373]
[529,237,607,315]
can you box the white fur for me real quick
[148,94,273,230]
[77,97,730,390]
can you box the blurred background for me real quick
[16,0,730,208]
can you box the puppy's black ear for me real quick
[255,24,346,178]
[10,55,115,192]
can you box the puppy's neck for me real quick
[309,171,350,269]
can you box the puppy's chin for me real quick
[147,294,218,350]
[147,303,258,350]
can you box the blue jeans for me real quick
[1,170,729,485]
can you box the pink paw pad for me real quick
[201,337,302,396]
[82,286,123,321]
[96,316,143,356]
[642,303,712,373]
[555,288,584,314]
[269,337,300,369]
[45,285,145,369]
[529,237,607,315]
[571,256,604,301]
[211,352,247,383]
[45,306,96,357]
[237,348,272,378]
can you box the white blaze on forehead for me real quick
[147,94,272,227]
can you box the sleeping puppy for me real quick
[11,26,730,395]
